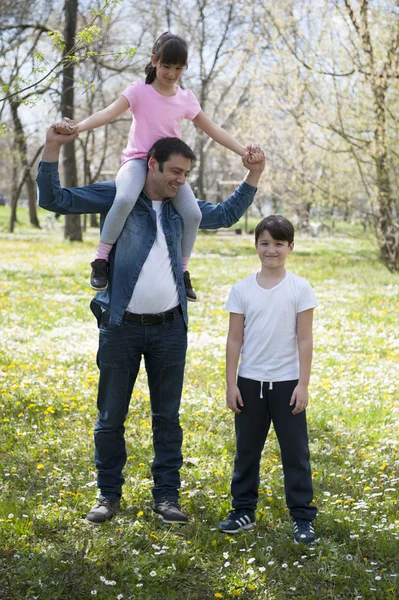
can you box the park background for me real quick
[1,0,399,598]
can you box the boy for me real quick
[218,215,318,544]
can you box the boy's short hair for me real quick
[255,215,295,245]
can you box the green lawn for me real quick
[1,210,398,599]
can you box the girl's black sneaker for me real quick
[90,259,108,290]
[184,271,197,302]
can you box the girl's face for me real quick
[152,56,186,86]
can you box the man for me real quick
[37,124,265,525]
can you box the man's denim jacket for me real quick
[36,161,257,329]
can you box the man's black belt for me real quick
[123,305,181,325]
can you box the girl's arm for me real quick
[76,96,130,133]
[226,312,245,414]
[193,110,246,157]
[290,308,314,415]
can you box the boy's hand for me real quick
[290,384,309,415]
[226,384,244,414]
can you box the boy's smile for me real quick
[255,230,294,269]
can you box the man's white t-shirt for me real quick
[126,201,179,314]
[226,270,318,382]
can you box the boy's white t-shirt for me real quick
[226,270,318,382]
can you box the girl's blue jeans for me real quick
[94,310,187,503]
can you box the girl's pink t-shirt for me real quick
[120,81,201,163]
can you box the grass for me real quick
[1,207,399,599]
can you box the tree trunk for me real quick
[9,156,18,233]
[62,0,82,242]
[195,131,207,201]
[374,150,399,271]
[90,213,99,227]
[373,87,398,271]
[9,99,41,230]
[26,171,40,228]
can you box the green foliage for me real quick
[0,215,398,599]
[48,30,66,52]
[77,25,102,46]
[0,123,10,136]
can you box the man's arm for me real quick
[290,309,314,415]
[37,123,116,215]
[198,150,266,229]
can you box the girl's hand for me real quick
[244,144,264,164]
[52,118,79,136]
[226,384,244,414]
[46,119,79,148]
[242,149,266,173]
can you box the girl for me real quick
[56,32,248,299]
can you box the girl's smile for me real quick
[151,59,186,90]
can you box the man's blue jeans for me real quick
[94,310,187,503]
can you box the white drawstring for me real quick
[260,381,273,397]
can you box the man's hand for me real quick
[243,145,265,169]
[226,383,244,414]
[290,384,309,415]
[52,118,79,136]
[42,118,80,162]
[48,118,79,145]
[243,146,265,187]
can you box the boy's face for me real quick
[255,230,294,269]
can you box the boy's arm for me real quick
[37,124,116,215]
[226,313,245,414]
[290,308,314,415]
[198,150,265,229]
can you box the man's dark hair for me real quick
[147,137,196,171]
[255,214,295,244]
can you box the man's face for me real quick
[149,154,192,199]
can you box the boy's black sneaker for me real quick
[184,271,197,302]
[86,497,120,524]
[293,518,315,544]
[153,501,189,524]
[90,259,108,291]
[218,509,255,533]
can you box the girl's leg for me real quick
[171,183,202,300]
[99,159,148,248]
[171,182,202,269]
[91,159,147,290]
